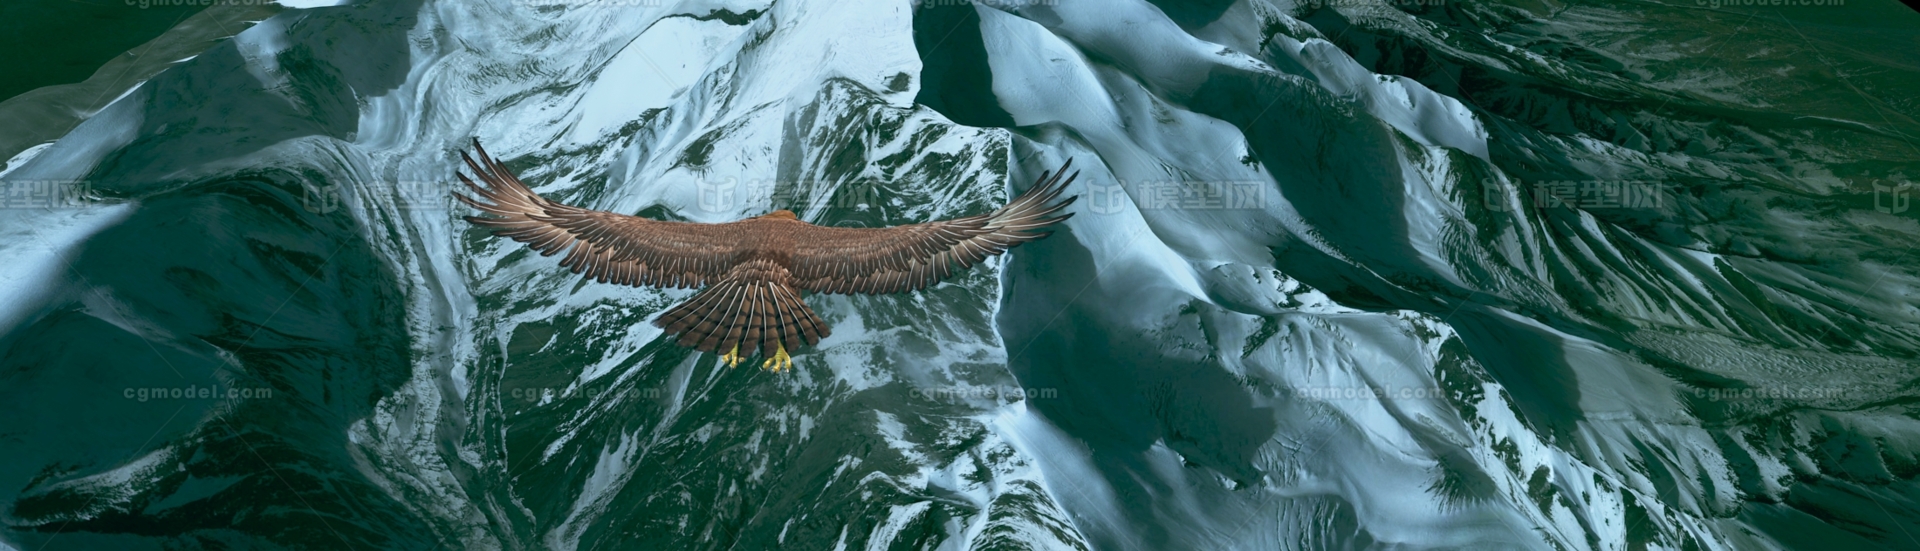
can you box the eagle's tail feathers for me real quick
[656,278,825,360]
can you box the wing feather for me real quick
[787,160,1080,294]
[455,138,739,289]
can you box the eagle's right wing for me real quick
[786,160,1079,295]
[455,139,738,289]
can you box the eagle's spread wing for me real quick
[455,139,735,289]
[786,161,1079,294]
[456,139,822,360]
[456,138,1078,364]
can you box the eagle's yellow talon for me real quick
[760,342,792,372]
[721,344,743,368]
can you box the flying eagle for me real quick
[454,140,1079,372]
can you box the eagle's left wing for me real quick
[455,139,739,289]
[787,161,1079,295]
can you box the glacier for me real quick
[2,0,1918,549]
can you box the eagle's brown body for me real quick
[454,139,1078,370]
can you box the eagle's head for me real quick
[761,209,799,220]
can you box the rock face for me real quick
[2,0,1917,549]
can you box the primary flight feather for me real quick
[453,139,1080,371]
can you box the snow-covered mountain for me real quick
[3,0,1917,549]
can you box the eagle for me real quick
[454,140,1079,372]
